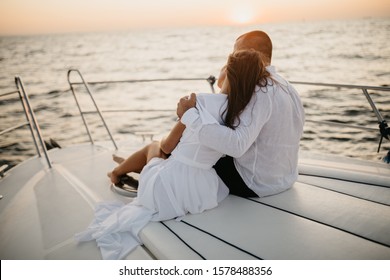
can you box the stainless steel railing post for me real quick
[67,69,118,150]
[15,76,52,168]
[67,73,95,145]
[290,80,390,153]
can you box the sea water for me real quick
[0,18,389,168]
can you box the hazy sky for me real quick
[0,0,389,35]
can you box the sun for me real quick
[229,5,256,25]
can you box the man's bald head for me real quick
[217,30,273,89]
[234,30,272,65]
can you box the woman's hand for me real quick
[176,93,196,119]
[107,169,121,185]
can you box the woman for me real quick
[75,49,271,259]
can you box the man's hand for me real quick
[177,92,196,119]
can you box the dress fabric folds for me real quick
[75,93,229,259]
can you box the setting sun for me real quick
[0,0,389,35]
[228,4,256,25]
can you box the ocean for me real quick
[0,18,389,168]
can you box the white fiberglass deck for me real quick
[0,142,389,260]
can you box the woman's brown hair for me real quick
[223,49,270,129]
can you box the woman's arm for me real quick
[160,121,186,155]
[181,92,272,158]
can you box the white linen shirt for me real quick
[181,66,305,197]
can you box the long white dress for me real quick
[75,93,229,259]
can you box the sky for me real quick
[0,0,389,35]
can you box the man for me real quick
[177,30,305,197]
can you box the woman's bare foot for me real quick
[112,154,125,164]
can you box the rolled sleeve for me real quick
[180,108,199,128]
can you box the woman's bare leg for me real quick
[108,141,167,184]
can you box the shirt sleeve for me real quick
[181,108,200,126]
[181,92,272,157]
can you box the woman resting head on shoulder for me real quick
[220,49,271,129]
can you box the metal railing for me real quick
[66,72,389,154]
[67,69,119,150]
[67,69,217,149]
[1,73,389,173]
[290,81,390,153]
[0,77,52,170]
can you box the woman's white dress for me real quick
[75,93,229,259]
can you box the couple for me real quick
[75,30,305,259]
